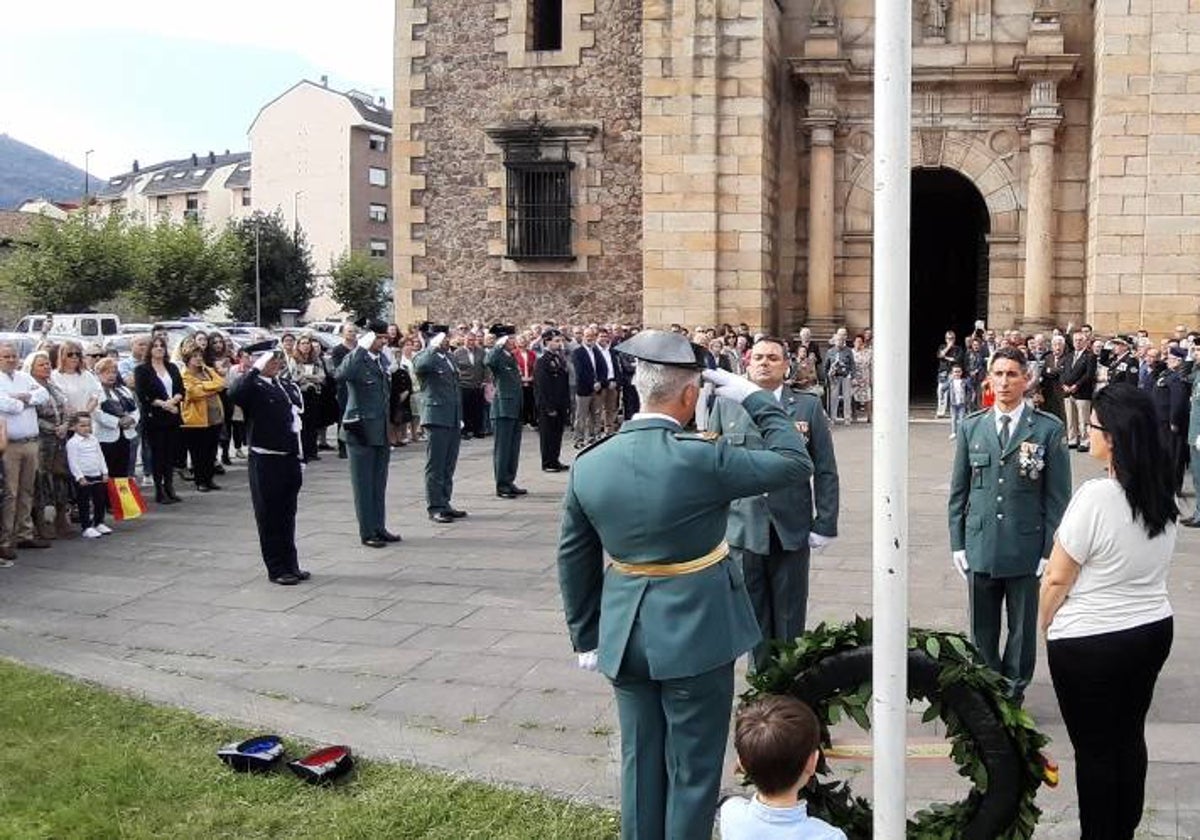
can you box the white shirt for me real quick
[51,369,103,414]
[1048,477,1175,640]
[630,412,680,427]
[596,343,615,381]
[993,401,1025,439]
[718,796,846,840]
[66,433,107,480]
[0,369,49,440]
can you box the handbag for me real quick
[107,477,148,521]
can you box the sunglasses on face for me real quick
[87,353,104,359]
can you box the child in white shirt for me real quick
[949,364,969,440]
[65,413,111,538]
[719,695,846,840]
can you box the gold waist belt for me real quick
[609,541,729,578]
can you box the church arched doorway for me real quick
[909,167,990,399]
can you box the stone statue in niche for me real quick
[924,0,950,40]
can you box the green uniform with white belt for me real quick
[557,386,812,840]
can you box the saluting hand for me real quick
[701,368,759,403]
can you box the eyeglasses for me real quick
[1087,422,1106,432]
[64,352,81,358]
[87,353,104,359]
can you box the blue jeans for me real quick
[950,403,967,436]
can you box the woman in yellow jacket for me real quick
[180,347,226,492]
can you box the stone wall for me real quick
[1086,0,1200,335]
[393,0,643,328]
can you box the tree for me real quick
[0,213,136,311]
[329,249,390,323]
[127,220,240,319]
[225,212,316,325]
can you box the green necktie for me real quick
[999,414,1011,450]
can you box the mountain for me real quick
[0,134,106,210]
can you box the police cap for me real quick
[614,329,706,369]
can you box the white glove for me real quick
[952,550,969,580]
[809,533,836,553]
[1195,434,1199,451]
[1036,558,1048,578]
[430,332,446,350]
[577,650,598,672]
[495,334,511,349]
[252,351,274,372]
[701,368,759,403]
[356,331,376,350]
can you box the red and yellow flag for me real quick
[107,478,148,521]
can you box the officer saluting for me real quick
[485,324,526,498]
[228,341,309,586]
[413,327,467,523]
[533,329,571,472]
[556,330,812,840]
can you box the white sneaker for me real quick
[949,433,957,439]
[82,527,102,539]
[95,523,113,535]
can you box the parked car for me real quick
[13,312,122,338]
[121,322,155,335]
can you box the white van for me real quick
[14,313,122,338]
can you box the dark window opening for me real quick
[505,157,573,260]
[530,0,563,51]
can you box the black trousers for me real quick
[145,425,179,483]
[100,439,131,478]
[76,476,107,529]
[247,453,302,579]
[538,410,565,468]
[521,385,538,426]
[461,387,485,436]
[182,425,220,487]
[1048,617,1173,840]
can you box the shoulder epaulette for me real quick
[966,408,989,419]
[673,430,721,442]
[576,433,615,457]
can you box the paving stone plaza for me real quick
[0,422,1196,837]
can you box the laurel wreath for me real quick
[744,617,1055,840]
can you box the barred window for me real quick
[530,0,563,51]
[505,159,573,260]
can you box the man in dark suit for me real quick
[948,347,1071,702]
[708,337,840,670]
[1106,335,1138,386]
[534,329,571,471]
[328,323,358,459]
[454,333,487,438]
[229,343,309,585]
[1060,330,1096,451]
[414,328,467,524]
[335,321,399,548]
[486,325,525,498]
[570,327,606,448]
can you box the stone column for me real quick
[1022,119,1058,327]
[806,120,837,326]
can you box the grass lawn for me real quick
[0,659,619,839]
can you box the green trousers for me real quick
[347,443,389,540]
[423,425,460,513]
[492,417,522,491]
[969,571,1038,697]
[732,544,811,672]
[610,618,734,840]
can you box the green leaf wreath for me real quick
[744,617,1056,840]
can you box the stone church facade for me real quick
[392,1,1199,338]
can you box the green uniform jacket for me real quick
[948,404,1071,577]
[708,389,838,553]
[556,391,813,680]
[1188,368,1200,446]
[334,347,390,447]
[485,345,523,420]
[413,347,462,428]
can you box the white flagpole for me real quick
[872,0,912,837]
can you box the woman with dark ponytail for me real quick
[1039,383,1177,840]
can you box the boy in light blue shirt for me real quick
[719,695,847,840]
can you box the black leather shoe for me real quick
[447,508,468,518]
[296,570,312,580]
[196,485,211,493]
[1183,517,1200,528]
[543,464,568,472]
[508,486,528,495]
[496,489,519,499]
[361,537,387,548]
[17,539,50,549]
[213,464,226,476]
[206,482,223,491]
[377,530,402,543]
[270,573,301,586]
[429,511,455,523]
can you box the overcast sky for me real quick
[0,1,393,177]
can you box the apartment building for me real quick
[92,151,252,228]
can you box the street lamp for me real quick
[253,213,262,327]
[83,149,94,211]
[293,190,304,235]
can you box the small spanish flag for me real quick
[107,478,148,521]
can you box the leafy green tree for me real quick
[225,212,315,325]
[127,221,240,319]
[0,213,136,311]
[329,249,390,323]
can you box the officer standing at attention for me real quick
[708,336,840,671]
[413,328,467,524]
[534,329,571,472]
[335,320,400,549]
[949,346,1071,703]
[229,341,309,585]
[486,324,526,498]
[1106,335,1138,386]
[556,330,812,840]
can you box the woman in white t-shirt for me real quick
[1039,383,1177,840]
